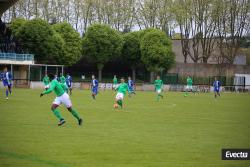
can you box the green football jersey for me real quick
[43,76,50,85]
[42,79,65,97]
[187,77,193,86]
[60,83,68,91]
[60,76,66,84]
[117,83,129,95]
[154,79,163,90]
[113,77,118,84]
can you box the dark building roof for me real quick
[0,0,19,17]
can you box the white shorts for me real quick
[186,85,193,90]
[156,89,162,94]
[115,92,124,100]
[53,92,72,108]
[45,85,50,89]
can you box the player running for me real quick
[184,75,193,97]
[128,76,136,97]
[113,75,118,90]
[154,76,164,101]
[2,68,12,99]
[40,73,83,126]
[114,78,129,109]
[91,75,99,100]
[43,74,50,90]
[213,77,221,98]
[66,73,73,95]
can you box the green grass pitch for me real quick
[0,89,250,167]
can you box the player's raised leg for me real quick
[115,92,124,108]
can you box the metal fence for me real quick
[163,73,237,86]
[0,53,34,61]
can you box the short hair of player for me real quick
[48,73,55,81]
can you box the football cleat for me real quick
[78,118,83,125]
[58,119,66,126]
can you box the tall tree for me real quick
[82,24,123,81]
[121,31,141,80]
[140,28,175,82]
[216,0,250,64]
[173,0,218,63]
[198,0,217,63]
[10,18,65,64]
[52,22,82,65]
[173,0,193,63]
[9,18,27,37]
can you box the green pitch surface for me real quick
[0,89,250,167]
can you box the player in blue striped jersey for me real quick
[91,75,99,100]
[128,76,136,97]
[2,68,12,99]
[213,77,221,98]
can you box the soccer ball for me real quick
[113,103,119,108]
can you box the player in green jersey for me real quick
[60,74,66,83]
[40,74,83,126]
[184,75,193,97]
[42,74,50,90]
[114,78,129,109]
[112,75,118,90]
[154,76,164,101]
[60,73,69,93]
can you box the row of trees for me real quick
[10,18,82,65]
[2,0,250,64]
[10,18,175,81]
[174,0,250,64]
[2,0,175,34]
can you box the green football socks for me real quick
[52,108,63,120]
[117,100,123,107]
[70,108,81,120]
[157,94,163,101]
